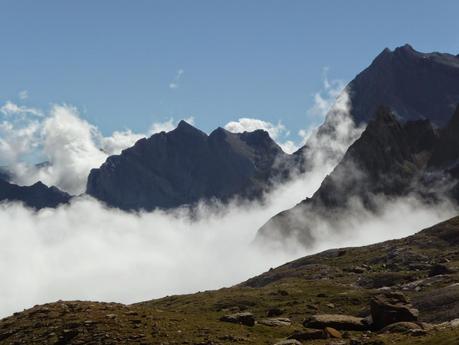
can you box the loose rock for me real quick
[304,314,368,331]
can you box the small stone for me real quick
[274,340,302,345]
[324,327,342,338]
[287,329,327,341]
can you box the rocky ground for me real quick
[2,216,459,344]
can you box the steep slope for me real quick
[86,121,293,211]
[346,44,459,126]
[257,106,459,246]
[0,179,71,209]
[2,216,459,344]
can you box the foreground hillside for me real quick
[2,217,459,344]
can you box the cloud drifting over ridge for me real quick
[0,82,457,320]
[0,102,195,194]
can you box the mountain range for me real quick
[86,121,297,211]
[1,45,459,215]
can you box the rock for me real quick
[351,266,367,274]
[287,329,326,341]
[324,327,342,338]
[304,314,368,331]
[258,318,291,327]
[219,312,255,326]
[429,264,454,277]
[370,292,419,330]
[380,322,423,333]
[327,303,335,309]
[274,340,302,345]
[267,308,284,317]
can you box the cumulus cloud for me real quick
[169,69,184,89]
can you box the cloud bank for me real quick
[0,76,456,321]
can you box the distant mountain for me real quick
[0,179,71,209]
[256,105,459,246]
[87,121,296,211]
[346,44,459,126]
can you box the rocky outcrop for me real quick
[87,121,294,211]
[0,179,71,209]
[370,292,419,330]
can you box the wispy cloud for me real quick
[169,69,184,89]
[0,101,42,117]
[18,90,29,100]
[307,68,346,119]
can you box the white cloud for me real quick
[224,118,302,154]
[0,101,42,117]
[99,130,143,156]
[225,118,287,139]
[18,90,29,100]
[307,69,346,119]
[169,69,184,89]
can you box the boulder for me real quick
[258,318,291,327]
[370,292,418,330]
[219,312,255,326]
[429,264,454,277]
[287,329,327,341]
[267,307,284,317]
[380,322,423,333]
[274,340,302,345]
[304,314,368,331]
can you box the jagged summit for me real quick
[86,122,294,211]
[173,120,206,136]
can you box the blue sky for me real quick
[1,0,458,139]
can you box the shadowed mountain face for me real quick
[346,44,459,126]
[86,121,295,211]
[257,106,459,246]
[0,179,71,209]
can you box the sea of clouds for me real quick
[0,78,457,318]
